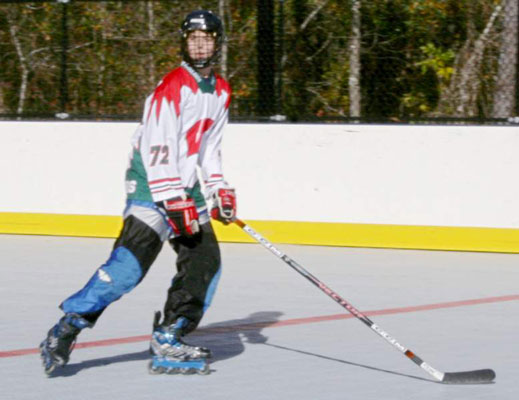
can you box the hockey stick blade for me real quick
[442,369,496,384]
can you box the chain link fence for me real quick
[1,0,518,124]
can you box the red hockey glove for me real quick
[157,197,199,237]
[211,188,236,225]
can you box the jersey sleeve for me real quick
[140,79,186,203]
[199,106,231,199]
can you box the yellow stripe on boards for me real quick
[0,212,123,238]
[212,220,519,253]
[1,212,519,253]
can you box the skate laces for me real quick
[154,319,185,346]
[48,317,78,349]
[157,316,188,342]
[151,317,208,359]
[48,334,59,349]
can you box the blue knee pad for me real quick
[61,246,142,315]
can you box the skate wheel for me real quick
[179,367,196,375]
[197,365,210,375]
[166,367,180,375]
[43,364,57,376]
[148,360,164,375]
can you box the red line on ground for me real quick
[2,294,518,359]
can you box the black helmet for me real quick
[180,10,223,69]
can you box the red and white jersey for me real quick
[130,62,231,203]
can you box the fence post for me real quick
[275,0,285,118]
[516,0,519,117]
[257,0,276,117]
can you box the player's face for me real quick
[187,30,216,61]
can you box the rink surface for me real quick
[1,233,518,400]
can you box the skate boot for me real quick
[39,313,90,376]
[148,311,211,375]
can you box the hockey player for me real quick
[40,10,235,376]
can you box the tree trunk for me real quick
[438,1,504,117]
[349,0,361,118]
[97,3,107,112]
[7,15,29,117]
[492,0,518,118]
[147,1,156,87]
[219,0,228,79]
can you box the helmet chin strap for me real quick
[194,65,213,78]
[191,57,212,69]
[184,56,214,76]
[181,61,214,80]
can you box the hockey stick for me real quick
[234,219,496,384]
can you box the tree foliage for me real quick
[0,0,516,121]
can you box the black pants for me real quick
[164,223,221,333]
[61,215,221,335]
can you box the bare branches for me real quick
[300,0,330,31]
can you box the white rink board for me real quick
[0,121,518,228]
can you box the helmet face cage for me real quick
[181,10,223,69]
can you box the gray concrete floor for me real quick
[1,234,518,399]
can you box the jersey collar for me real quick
[181,61,216,93]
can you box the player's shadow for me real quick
[261,342,437,383]
[49,311,446,383]
[48,311,283,378]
